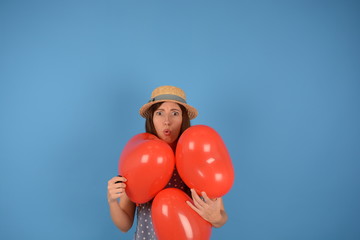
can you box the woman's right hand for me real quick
[107,176,128,203]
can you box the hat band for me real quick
[149,94,187,104]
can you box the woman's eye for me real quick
[155,111,163,116]
[172,111,180,116]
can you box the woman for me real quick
[107,86,228,239]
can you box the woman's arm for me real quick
[107,176,136,232]
[186,189,228,228]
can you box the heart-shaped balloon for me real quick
[176,125,234,198]
[118,133,175,204]
[152,188,212,240]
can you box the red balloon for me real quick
[176,125,234,198]
[152,188,212,240]
[118,133,175,204]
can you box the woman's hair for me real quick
[145,102,191,138]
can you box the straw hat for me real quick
[139,85,198,119]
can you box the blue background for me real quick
[1,1,360,239]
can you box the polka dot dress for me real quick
[133,168,190,240]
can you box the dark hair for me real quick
[145,102,191,138]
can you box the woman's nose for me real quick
[164,115,170,125]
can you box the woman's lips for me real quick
[163,129,171,136]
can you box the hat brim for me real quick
[139,100,198,120]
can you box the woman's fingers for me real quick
[186,201,201,215]
[114,176,127,183]
[114,182,126,189]
[187,190,223,225]
[190,189,207,208]
[107,176,128,201]
[108,177,127,187]
[201,191,216,202]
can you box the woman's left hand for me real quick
[186,188,224,227]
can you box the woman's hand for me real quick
[186,188,227,228]
[107,176,136,232]
[107,176,128,203]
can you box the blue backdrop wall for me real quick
[1,1,359,240]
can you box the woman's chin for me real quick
[158,135,171,144]
[161,137,177,148]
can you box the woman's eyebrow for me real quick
[156,108,181,111]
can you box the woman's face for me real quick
[153,101,183,147]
